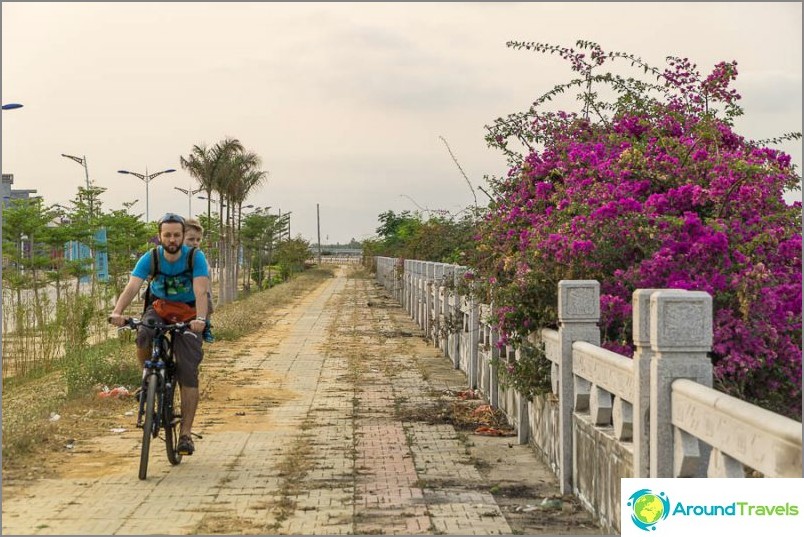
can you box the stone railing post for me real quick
[467,295,479,388]
[419,262,427,330]
[649,290,713,478]
[451,268,464,368]
[403,260,411,315]
[631,289,659,478]
[432,264,444,345]
[424,263,433,337]
[557,280,600,494]
[391,259,398,302]
[415,261,423,328]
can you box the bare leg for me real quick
[180,386,199,438]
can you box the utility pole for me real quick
[317,203,322,265]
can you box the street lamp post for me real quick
[2,103,24,310]
[174,185,203,217]
[60,153,91,190]
[197,195,226,217]
[61,153,93,217]
[118,167,176,222]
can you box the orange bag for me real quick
[152,299,196,323]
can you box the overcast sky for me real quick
[2,2,801,244]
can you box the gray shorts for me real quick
[136,307,204,388]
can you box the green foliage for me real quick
[98,203,150,295]
[366,209,478,264]
[241,210,290,287]
[491,339,552,400]
[58,292,97,351]
[1,198,55,284]
[62,339,141,397]
[275,237,312,279]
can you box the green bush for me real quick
[62,339,141,397]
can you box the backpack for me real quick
[142,246,197,313]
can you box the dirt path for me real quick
[1,267,602,535]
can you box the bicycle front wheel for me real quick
[164,380,183,465]
[139,374,158,480]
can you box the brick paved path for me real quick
[1,268,551,535]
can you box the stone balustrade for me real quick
[372,256,803,534]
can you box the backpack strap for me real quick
[148,247,160,281]
[143,247,159,313]
[188,247,196,275]
[149,246,196,280]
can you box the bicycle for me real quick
[114,317,187,480]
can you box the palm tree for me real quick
[230,165,268,299]
[180,138,246,305]
[214,149,267,303]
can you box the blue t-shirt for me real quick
[132,245,210,304]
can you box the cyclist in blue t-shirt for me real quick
[109,213,210,456]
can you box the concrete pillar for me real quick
[467,295,479,388]
[557,280,600,494]
[433,265,444,345]
[488,317,500,408]
[649,290,713,477]
[515,347,530,445]
[631,288,659,478]
[403,260,410,314]
[451,269,463,368]
[415,261,423,327]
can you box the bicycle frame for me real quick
[137,330,174,430]
[119,318,187,479]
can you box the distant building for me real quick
[1,173,38,206]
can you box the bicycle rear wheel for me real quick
[164,380,183,465]
[139,374,158,480]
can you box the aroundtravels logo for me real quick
[627,489,670,531]
[622,478,803,535]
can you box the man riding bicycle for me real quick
[108,213,210,455]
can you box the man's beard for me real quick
[163,243,181,254]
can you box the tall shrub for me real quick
[474,41,802,419]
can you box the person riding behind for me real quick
[108,213,210,456]
[183,218,214,343]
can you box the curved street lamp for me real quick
[118,167,176,222]
[61,154,91,190]
[174,185,203,217]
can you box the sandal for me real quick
[177,434,195,455]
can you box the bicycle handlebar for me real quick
[108,317,190,332]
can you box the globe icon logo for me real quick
[627,489,670,531]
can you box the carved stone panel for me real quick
[558,280,600,322]
[650,291,713,351]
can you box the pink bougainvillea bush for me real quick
[473,41,802,419]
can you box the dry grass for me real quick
[265,424,317,530]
